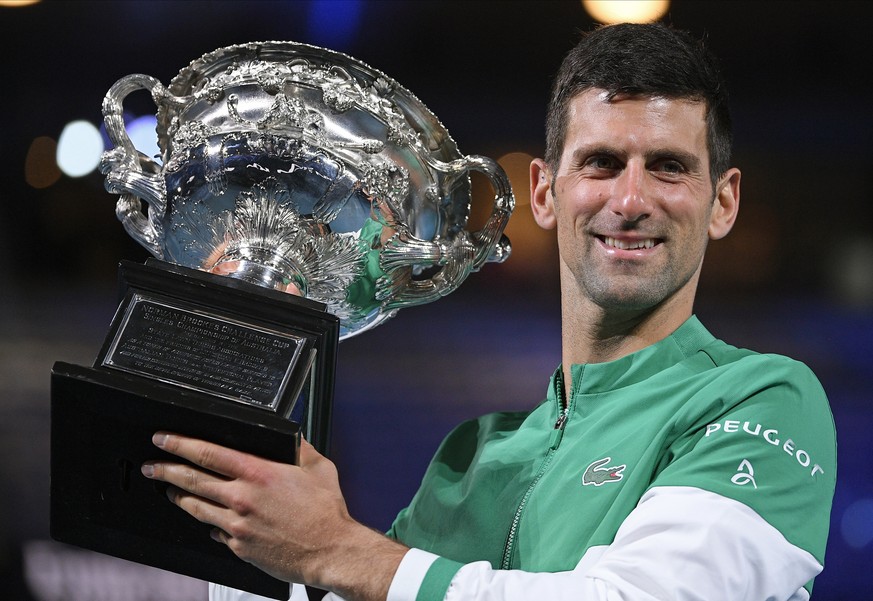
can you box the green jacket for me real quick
[386,316,836,601]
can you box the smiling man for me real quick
[142,23,836,601]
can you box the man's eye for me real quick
[588,156,617,170]
[657,160,684,174]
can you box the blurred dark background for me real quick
[1,1,871,599]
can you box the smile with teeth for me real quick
[600,236,659,250]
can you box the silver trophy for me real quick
[50,41,513,599]
[100,40,514,339]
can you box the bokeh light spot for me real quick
[56,120,103,177]
[493,151,558,279]
[126,114,161,164]
[25,136,61,189]
[582,0,670,24]
[841,498,873,549]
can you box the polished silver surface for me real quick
[100,41,514,339]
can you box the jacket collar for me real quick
[549,315,716,400]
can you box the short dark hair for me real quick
[545,23,733,186]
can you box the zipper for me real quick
[500,372,571,569]
[550,409,568,449]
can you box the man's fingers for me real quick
[167,483,234,531]
[142,432,294,514]
[141,460,240,538]
[151,431,249,478]
[141,458,228,504]
[211,527,231,545]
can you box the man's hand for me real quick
[141,433,408,601]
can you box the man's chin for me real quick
[584,280,668,313]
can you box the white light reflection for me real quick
[56,120,103,177]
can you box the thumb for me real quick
[298,437,341,488]
[298,437,331,472]
[298,436,318,464]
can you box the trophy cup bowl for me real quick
[51,41,514,599]
[100,40,514,339]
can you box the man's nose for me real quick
[609,164,650,223]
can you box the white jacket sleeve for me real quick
[387,486,821,601]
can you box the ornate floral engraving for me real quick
[217,179,366,307]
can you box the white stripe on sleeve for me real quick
[437,486,817,601]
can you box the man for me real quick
[141,22,836,601]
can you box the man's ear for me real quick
[709,167,741,240]
[531,158,557,230]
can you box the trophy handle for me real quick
[462,154,514,267]
[378,154,515,307]
[99,74,174,258]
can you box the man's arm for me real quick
[141,433,407,601]
[207,484,821,601]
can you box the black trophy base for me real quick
[50,361,298,600]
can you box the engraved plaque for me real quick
[103,294,309,412]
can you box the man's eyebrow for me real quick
[569,145,623,162]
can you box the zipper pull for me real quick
[549,410,568,449]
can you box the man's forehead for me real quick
[565,90,708,139]
[573,88,707,113]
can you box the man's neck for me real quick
[572,310,685,360]
[559,284,696,394]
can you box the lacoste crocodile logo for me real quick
[582,457,626,486]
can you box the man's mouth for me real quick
[599,236,660,250]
